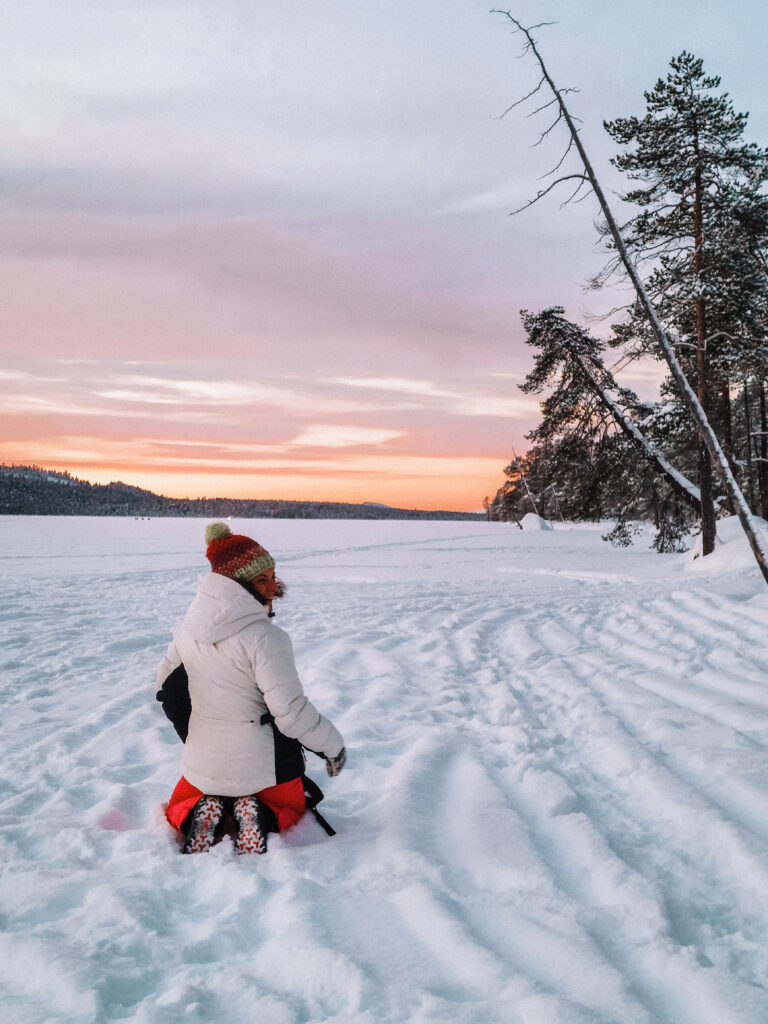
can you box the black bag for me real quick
[259,710,306,784]
[155,664,192,742]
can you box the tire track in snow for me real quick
[294,590,657,1020]
[613,594,768,691]
[475,594,768,1021]
[395,582,768,1022]
[444,619,703,1023]
[590,604,768,729]
[368,730,651,1022]
[673,587,768,642]
[340,597,660,1020]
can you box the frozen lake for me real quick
[1,515,768,1023]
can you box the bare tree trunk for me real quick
[715,376,737,517]
[495,12,768,585]
[512,448,540,515]
[693,154,717,554]
[719,379,735,468]
[761,380,768,519]
[698,441,716,548]
[695,302,716,550]
[548,483,565,521]
[743,379,756,511]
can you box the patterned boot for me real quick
[233,795,268,855]
[182,795,224,854]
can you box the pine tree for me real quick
[603,53,768,552]
[493,307,700,548]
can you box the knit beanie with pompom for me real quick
[204,522,275,580]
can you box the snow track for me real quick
[1,516,768,1023]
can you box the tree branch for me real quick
[509,173,590,215]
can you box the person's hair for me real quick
[236,577,287,604]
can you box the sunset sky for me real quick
[2,1,765,510]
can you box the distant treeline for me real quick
[0,465,482,521]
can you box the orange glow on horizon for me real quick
[73,464,500,512]
[3,447,506,512]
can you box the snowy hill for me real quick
[1,515,768,1023]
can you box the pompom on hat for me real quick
[204,522,275,581]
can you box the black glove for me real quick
[325,746,347,777]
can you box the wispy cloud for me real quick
[331,376,454,397]
[331,375,539,418]
[438,182,530,216]
[289,425,404,448]
[96,376,297,406]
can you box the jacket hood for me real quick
[180,572,270,643]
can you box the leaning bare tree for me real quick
[494,12,768,585]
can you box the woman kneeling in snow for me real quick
[157,522,346,854]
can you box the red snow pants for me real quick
[166,776,306,834]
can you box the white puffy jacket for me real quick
[157,572,344,796]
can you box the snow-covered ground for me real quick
[2,515,768,1024]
